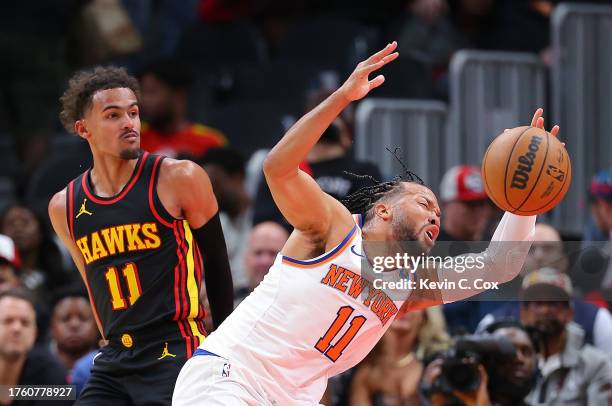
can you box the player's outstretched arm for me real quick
[263,42,399,236]
[48,190,105,335]
[161,159,234,328]
[400,109,559,314]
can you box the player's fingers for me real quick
[536,117,545,129]
[369,75,385,89]
[361,52,399,75]
[530,108,543,127]
[550,125,560,137]
[365,41,397,64]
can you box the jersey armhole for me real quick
[67,180,75,241]
[149,155,179,228]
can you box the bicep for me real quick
[265,168,339,234]
[173,162,218,229]
[48,192,86,275]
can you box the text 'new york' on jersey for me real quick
[66,152,206,357]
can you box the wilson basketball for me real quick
[481,126,571,215]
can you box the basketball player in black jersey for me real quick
[48,67,234,405]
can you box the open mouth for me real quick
[424,225,439,243]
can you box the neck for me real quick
[307,144,345,163]
[90,153,140,197]
[542,329,566,359]
[391,331,417,358]
[0,355,26,386]
[56,348,85,370]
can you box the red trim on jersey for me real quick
[172,220,191,356]
[67,181,75,240]
[82,152,149,205]
[148,156,173,228]
[177,224,190,320]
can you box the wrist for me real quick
[333,86,353,105]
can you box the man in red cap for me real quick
[437,165,493,242]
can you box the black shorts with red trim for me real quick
[76,327,197,406]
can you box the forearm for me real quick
[193,213,234,328]
[264,89,350,178]
[438,212,536,303]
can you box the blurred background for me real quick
[2,1,612,404]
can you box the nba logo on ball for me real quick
[482,126,571,216]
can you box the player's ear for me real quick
[75,119,90,140]
[374,202,391,221]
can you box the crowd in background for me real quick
[1,0,612,405]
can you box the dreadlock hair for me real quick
[341,148,425,221]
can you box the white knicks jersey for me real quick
[201,215,408,405]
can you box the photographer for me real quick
[520,268,612,405]
[421,321,538,405]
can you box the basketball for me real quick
[481,126,571,215]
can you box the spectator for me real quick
[520,268,612,405]
[588,169,612,292]
[71,350,99,398]
[240,221,289,302]
[0,234,21,293]
[199,147,251,292]
[253,118,382,228]
[349,307,450,405]
[0,288,69,405]
[0,204,72,303]
[436,165,495,335]
[437,164,492,242]
[484,320,539,406]
[478,223,612,357]
[49,287,99,372]
[139,58,226,159]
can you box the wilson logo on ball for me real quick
[510,135,542,190]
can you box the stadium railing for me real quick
[448,50,546,168]
[551,3,612,235]
[354,98,448,194]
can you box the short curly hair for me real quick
[59,66,140,133]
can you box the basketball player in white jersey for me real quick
[173,42,560,405]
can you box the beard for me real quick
[391,214,430,256]
[533,318,565,337]
[120,147,142,160]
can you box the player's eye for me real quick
[419,201,428,208]
[129,110,138,117]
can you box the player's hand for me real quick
[339,41,399,102]
[530,107,560,138]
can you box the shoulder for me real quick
[159,158,209,184]
[580,344,612,373]
[48,187,67,217]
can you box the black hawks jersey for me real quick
[67,151,206,356]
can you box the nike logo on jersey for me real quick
[76,198,93,218]
[350,244,365,258]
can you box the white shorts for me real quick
[172,350,270,406]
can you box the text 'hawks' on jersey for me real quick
[67,152,206,356]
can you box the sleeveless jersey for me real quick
[201,215,408,404]
[67,152,206,356]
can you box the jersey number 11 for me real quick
[315,306,366,362]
